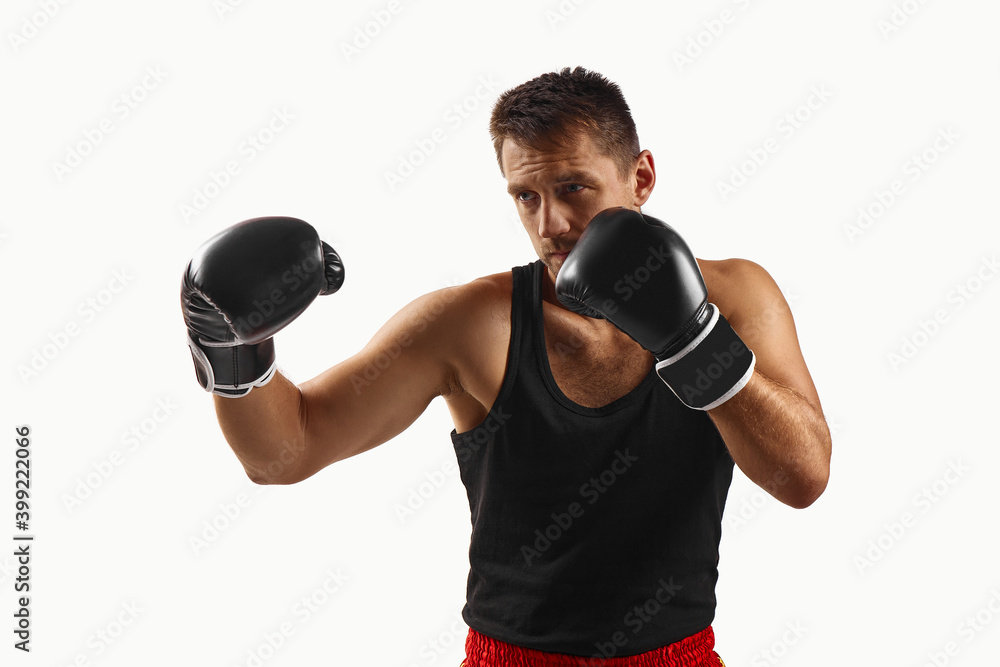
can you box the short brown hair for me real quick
[489,66,640,179]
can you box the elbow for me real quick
[240,439,311,486]
[245,469,283,486]
[784,467,829,509]
[243,465,286,486]
[786,424,832,509]
[244,466,304,486]
[785,488,823,510]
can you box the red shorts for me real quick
[460,625,725,667]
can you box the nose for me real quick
[537,201,572,239]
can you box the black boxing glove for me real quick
[181,216,344,397]
[554,207,754,410]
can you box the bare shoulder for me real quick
[465,270,513,300]
[443,270,512,324]
[399,270,511,325]
[698,257,821,407]
[697,257,786,325]
[452,270,513,344]
[697,257,775,290]
[407,270,512,399]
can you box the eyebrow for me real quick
[506,170,595,196]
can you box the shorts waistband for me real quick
[463,625,722,667]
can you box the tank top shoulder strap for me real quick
[510,260,539,335]
[511,260,544,369]
[488,260,538,413]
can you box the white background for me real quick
[3,0,999,665]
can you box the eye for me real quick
[516,191,536,203]
[565,184,584,194]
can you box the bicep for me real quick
[723,261,823,411]
[295,289,461,477]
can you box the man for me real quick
[181,67,831,666]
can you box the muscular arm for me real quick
[705,260,831,509]
[213,371,309,484]
[213,285,471,485]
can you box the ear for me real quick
[632,150,655,206]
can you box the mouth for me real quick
[550,249,571,262]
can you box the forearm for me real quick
[213,371,308,484]
[708,370,831,508]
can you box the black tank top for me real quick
[450,260,734,658]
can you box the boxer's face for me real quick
[501,131,651,279]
